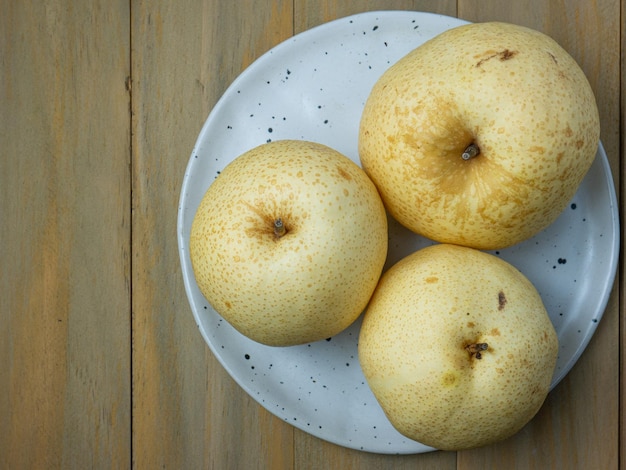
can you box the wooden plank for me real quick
[0,1,131,468]
[456,1,621,468]
[130,1,295,468]
[292,2,458,468]
[293,437,457,470]
[294,0,457,26]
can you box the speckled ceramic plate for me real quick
[178,11,620,454]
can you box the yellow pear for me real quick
[358,243,558,450]
[190,140,388,346]
[359,22,600,249]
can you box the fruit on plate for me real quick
[358,243,558,450]
[190,140,388,347]
[359,21,600,250]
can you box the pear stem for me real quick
[273,218,286,238]
[466,342,489,359]
[462,143,480,161]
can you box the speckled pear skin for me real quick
[358,244,558,451]
[359,22,600,250]
[190,140,388,347]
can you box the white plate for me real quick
[178,11,620,454]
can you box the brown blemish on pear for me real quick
[547,51,558,64]
[337,165,353,181]
[441,371,459,387]
[475,48,518,67]
[498,291,507,310]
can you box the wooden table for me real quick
[1,1,621,468]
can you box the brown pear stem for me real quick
[273,218,286,238]
[462,143,480,161]
[466,342,488,359]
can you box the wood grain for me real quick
[130,1,295,468]
[0,1,131,468]
[0,0,621,468]
[294,0,457,28]
[291,5,458,468]
[457,1,620,468]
